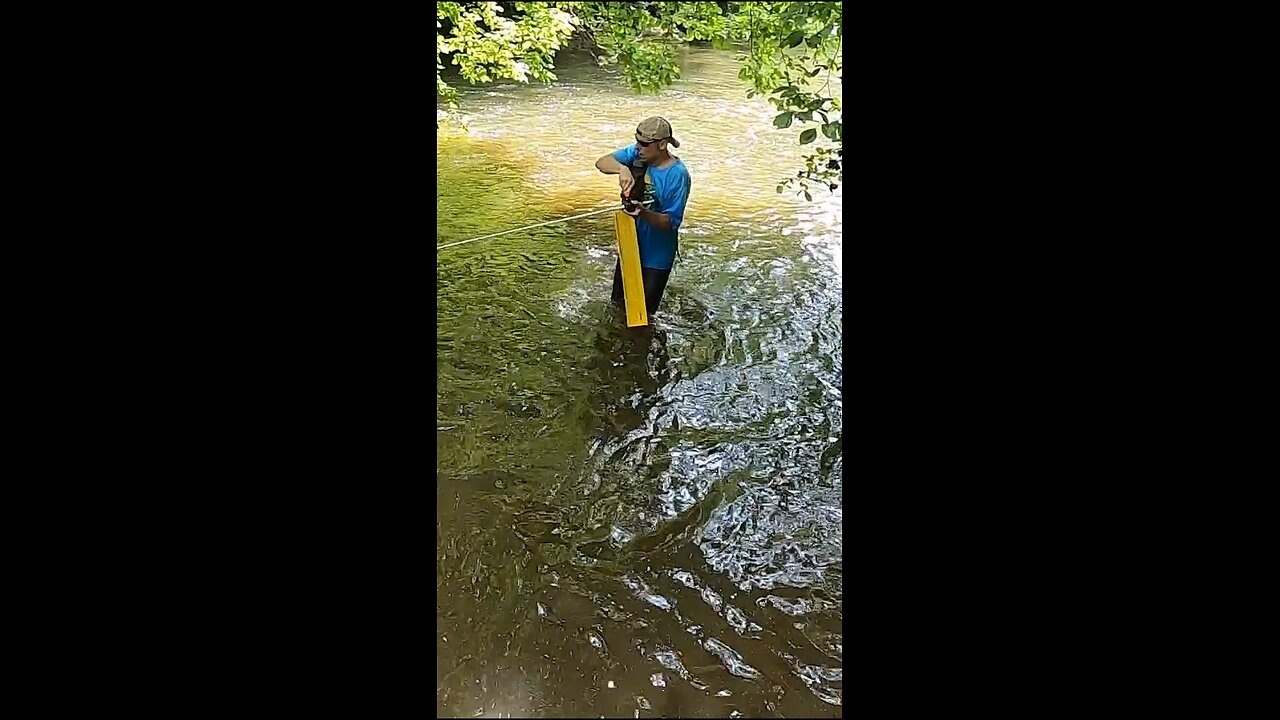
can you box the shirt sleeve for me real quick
[660,166,692,231]
[611,145,638,165]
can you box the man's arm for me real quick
[595,153,630,176]
[629,167,689,233]
[632,207,673,232]
[596,152,637,196]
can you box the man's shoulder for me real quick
[656,157,691,179]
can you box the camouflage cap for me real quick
[636,116,680,148]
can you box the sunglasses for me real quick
[636,137,661,147]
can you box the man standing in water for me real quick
[594,116,692,315]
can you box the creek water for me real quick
[437,45,842,718]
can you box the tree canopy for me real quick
[437,1,842,199]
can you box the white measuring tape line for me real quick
[436,206,620,251]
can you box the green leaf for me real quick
[776,184,784,193]
[773,112,794,129]
[797,111,813,122]
[800,128,817,144]
[821,123,839,141]
[785,30,804,47]
[804,191,812,201]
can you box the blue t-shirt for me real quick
[611,146,691,270]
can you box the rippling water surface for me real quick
[437,46,842,718]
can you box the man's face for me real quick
[635,135,665,163]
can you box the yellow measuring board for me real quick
[613,211,649,327]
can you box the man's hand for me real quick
[619,172,636,197]
[622,204,642,217]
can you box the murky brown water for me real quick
[437,46,842,718]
